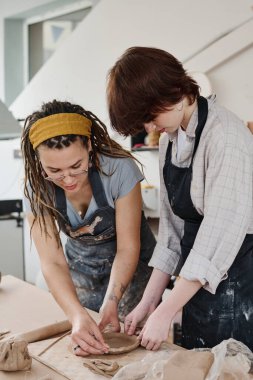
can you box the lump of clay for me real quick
[0,339,32,371]
[83,358,121,377]
[103,332,139,355]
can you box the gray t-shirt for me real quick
[24,154,143,229]
[68,155,143,228]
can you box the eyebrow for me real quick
[46,159,83,170]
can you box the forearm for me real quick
[157,277,202,319]
[141,268,171,308]
[103,250,139,305]
[41,261,86,322]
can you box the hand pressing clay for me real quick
[103,332,139,355]
[0,339,32,371]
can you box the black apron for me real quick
[163,96,253,350]
[55,166,155,317]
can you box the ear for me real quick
[87,139,92,153]
[40,166,47,179]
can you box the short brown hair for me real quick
[107,46,199,136]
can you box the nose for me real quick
[62,173,74,184]
[144,122,156,133]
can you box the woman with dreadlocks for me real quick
[22,100,156,356]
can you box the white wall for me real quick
[0,0,95,104]
[208,47,253,121]
[0,0,58,101]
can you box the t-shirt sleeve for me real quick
[109,157,144,200]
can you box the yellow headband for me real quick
[29,113,92,149]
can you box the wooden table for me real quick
[0,276,180,379]
[0,275,70,379]
[1,275,252,380]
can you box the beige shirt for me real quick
[149,95,253,294]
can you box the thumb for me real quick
[127,319,137,335]
[98,319,107,332]
[111,319,121,333]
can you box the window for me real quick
[4,0,93,106]
[28,7,91,81]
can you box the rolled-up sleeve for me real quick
[180,122,252,293]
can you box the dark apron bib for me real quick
[54,166,155,314]
[163,96,253,349]
[55,167,116,245]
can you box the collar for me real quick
[167,94,216,141]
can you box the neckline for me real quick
[67,195,95,221]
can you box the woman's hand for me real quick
[124,299,157,336]
[71,309,109,356]
[98,300,121,333]
[138,302,173,351]
[137,277,203,351]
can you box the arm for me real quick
[139,277,202,350]
[125,134,184,334]
[98,183,143,331]
[124,268,170,335]
[180,121,252,293]
[26,213,108,356]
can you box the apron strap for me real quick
[54,166,109,221]
[88,167,109,208]
[191,96,208,160]
[164,96,208,165]
[54,186,69,224]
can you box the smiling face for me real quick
[38,137,90,194]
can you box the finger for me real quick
[84,332,109,353]
[140,335,149,348]
[146,340,156,351]
[127,320,138,335]
[152,342,161,351]
[73,346,90,356]
[91,329,109,351]
[124,319,132,333]
[135,327,142,336]
[111,320,121,333]
[98,320,106,332]
[75,334,108,355]
[124,319,133,335]
[75,343,104,356]
[137,326,144,340]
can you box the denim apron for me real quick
[55,166,155,318]
[163,96,253,350]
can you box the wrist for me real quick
[142,292,160,308]
[159,297,178,320]
[139,297,156,313]
[101,298,119,311]
[67,304,88,324]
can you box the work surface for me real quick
[0,276,181,379]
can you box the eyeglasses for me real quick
[43,168,88,182]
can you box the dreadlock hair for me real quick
[21,99,136,244]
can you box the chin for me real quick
[63,183,79,192]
